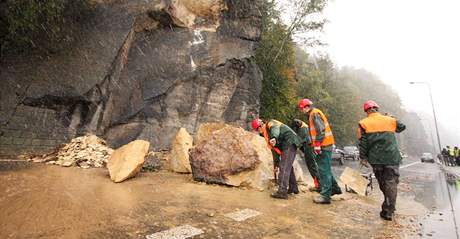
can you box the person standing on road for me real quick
[442,147,449,166]
[358,100,406,221]
[448,146,456,166]
[454,146,460,166]
[298,99,342,204]
[291,119,321,192]
[252,118,301,199]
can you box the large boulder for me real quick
[189,124,273,190]
[293,155,308,184]
[107,140,150,183]
[194,122,227,145]
[168,128,193,173]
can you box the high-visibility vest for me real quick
[359,112,397,135]
[455,149,460,157]
[449,148,455,156]
[261,120,282,155]
[308,108,335,146]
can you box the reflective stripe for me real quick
[310,132,332,140]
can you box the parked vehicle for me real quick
[332,148,345,165]
[343,146,359,160]
[420,152,434,163]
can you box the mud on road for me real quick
[0,161,411,239]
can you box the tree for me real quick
[256,0,328,123]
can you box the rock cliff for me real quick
[0,0,263,156]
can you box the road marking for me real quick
[400,161,421,169]
[224,209,262,222]
[146,225,204,239]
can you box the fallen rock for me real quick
[194,122,227,145]
[168,128,193,173]
[189,124,274,190]
[26,135,113,168]
[339,167,369,196]
[107,140,150,183]
[293,155,308,185]
[142,151,163,172]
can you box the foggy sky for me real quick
[320,0,460,145]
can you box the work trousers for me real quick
[302,144,321,188]
[448,156,456,166]
[372,164,399,214]
[316,150,341,199]
[277,144,298,194]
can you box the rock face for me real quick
[107,140,150,183]
[168,128,193,173]
[189,124,274,190]
[0,0,263,157]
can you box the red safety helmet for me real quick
[363,100,380,112]
[251,118,263,130]
[298,99,313,109]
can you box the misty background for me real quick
[276,0,460,153]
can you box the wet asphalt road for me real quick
[330,157,460,239]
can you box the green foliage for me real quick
[0,0,90,55]
[256,0,297,123]
[256,0,327,124]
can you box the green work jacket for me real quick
[358,112,406,165]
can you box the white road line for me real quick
[400,161,421,169]
[146,225,204,239]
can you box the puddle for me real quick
[418,171,460,238]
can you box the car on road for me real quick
[332,148,345,165]
[343,146,359,160]
[420,152,435,163]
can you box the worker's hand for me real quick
[269,138,276,146]
[360,158,370,168]
[313,142,321,155]
[274,166,279,174]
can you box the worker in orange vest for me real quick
[298,99,342,204]
[252,118,301,199]
[358,100,406,220]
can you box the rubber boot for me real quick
[313,195,331,204]
[271,191,288,199]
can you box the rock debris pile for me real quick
[27,135,113,169]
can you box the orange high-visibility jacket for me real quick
[308,108,335,147]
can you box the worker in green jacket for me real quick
[358,100,406,221]
[291,119,321,192]
[252,118,301,199]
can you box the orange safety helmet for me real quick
[363,100,380,112]
[298,99,313,109]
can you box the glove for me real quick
[269,138,276,147]
[313,142,321,155]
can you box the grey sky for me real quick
[317,0,460,144]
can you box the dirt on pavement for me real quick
[0,161,413,239]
